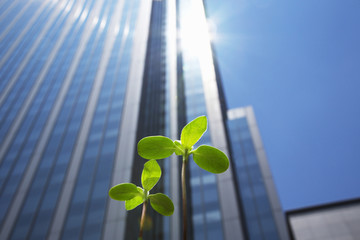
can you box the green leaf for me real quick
[192,145,229,174]
[180,116,207,149]
[125,195,144,210]
[142,160,161,191]
[108,183,139,201]
[125,187,145,210]
[174,140,184,155]
[149,193,174,216]
[138,136,176,159]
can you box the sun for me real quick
[179,0,218,87]
[179,0,216,58]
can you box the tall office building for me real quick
[0,0,289,239]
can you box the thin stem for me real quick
[139,201,147,240]
[182,153,188,240]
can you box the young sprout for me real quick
[109,160,174,239]
[137,116,229,240]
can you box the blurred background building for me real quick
[0,0,289,239]
[287,198,360,240]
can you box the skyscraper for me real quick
[0,0,289,239]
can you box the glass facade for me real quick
[124,0,170,238]
[0,0,89,231]
[178,0,225,238]
[0,0,289,240]
[227,109,280,240]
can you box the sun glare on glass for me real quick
[179,0,217,58]
[180,0,217,85]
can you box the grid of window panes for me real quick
[227,117,280,240]
[124,0,170,238]
[0,0,128,239]
[61,0,140,239]
[163,0,172,236]
[0,0,58,143]
[0,0,45,56]
[182,67,224,240]
[10,0,101,238]
[179,0,225,238]
[0,0,45,92]
[0,0,81,233]
[143,0,172,239]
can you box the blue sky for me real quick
[207,0,360,210]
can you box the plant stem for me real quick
[182,153,188,240]
[139,201,147,240]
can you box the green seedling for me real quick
[109,160,174,239]
[138,116,229,240]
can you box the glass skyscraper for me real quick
[0,0,289,239]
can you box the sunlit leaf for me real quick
[125,187,145,210]
[180,116,207,149]
[138,136,176,159]
[174,140,184,155]
[192,145,229,174]
[125,196,144,210]
[108,183,139,201]
[142,160,161,191]
[149,193,174,216]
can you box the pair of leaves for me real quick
[138,116,207,158]
[137,116,229,174]
[109,160,174,216]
